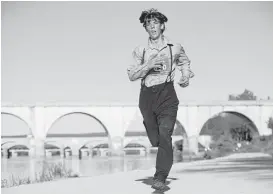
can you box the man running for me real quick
[127,8,194,191]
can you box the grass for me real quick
[1,161,79,188]
[202,135,273,159]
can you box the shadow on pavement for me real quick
[135,176,178,194]
[177,156,273,181]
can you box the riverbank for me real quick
[2,152,272,194]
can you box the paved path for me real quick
[2,153,273,194]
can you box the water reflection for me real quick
[1,153,185,181]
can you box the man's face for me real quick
[145,18,163,40]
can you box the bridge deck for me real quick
[2,100,273,107]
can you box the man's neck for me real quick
[149,35,164,49]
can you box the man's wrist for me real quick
[179,76,189,82]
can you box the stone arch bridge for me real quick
[1,101,273,157]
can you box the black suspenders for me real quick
[166,43,174,83]
[141,44,174,87]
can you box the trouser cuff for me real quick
[154,173,167,183]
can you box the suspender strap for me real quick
[165,44,173,83]
[141,48,147,86]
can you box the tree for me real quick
[230,124,253,142]
[229,89,257,101]
[266,117,273,134]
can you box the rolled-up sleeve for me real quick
[127,46,150,81]
[175,44,194,79]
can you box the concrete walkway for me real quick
[2,153,273,194]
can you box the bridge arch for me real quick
[44,140,65,149]
[124,139,150,148]
[7,144,30,157]
[1,141,16,147]
[81,139,109,149]
[2,142,30,150]
[1,112,33,136]
[199,111,260,149]
[92,143,109,149]
[226,111,259,133]
[172,119,187,152]
[123,142,147,156]
[8,144,30,150]
[46,111,110,138]
[173,119,187,137]
[200,111,259,134]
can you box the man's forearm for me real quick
[178,61,194,79]
[127,63,150,81]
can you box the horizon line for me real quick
[2,100,273,107]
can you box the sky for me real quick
[2,1,273,105]
[1,1,273,136]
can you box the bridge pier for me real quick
[64,148,72,158]
[2,148,9,159]
[28,146,36,158]
[33,138,45,158]
[60,148,65,158]
[187,136,199,155]
[71,156,80,175]
[29,159,36,181]
[110,137,124,156]
[71,147,81,158]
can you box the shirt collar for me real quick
[147,35,172,50]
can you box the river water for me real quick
[1,153,186,182]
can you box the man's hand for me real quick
[147,54,166,71]
[178,76,189,88]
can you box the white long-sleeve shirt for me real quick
[127,36,194,87]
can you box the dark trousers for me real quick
[139,81,179,182]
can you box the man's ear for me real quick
[160,23,165,30]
